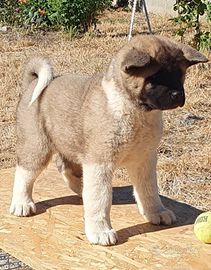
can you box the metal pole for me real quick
[128,0,138,42]
[128,0,152,42]
[142,0,152,34]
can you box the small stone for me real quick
[1,26,7,32]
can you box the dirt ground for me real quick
[0,10,210,211]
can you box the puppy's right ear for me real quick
[181,44,209,66]
[121,47,150,73]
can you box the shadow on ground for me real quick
[35,185,203,245]
[112,186,203,245]
[112,185,203,225]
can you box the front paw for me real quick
[144,208,176,225]
[86,224,118,246]
[10,198,36,217]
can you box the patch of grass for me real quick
[0,10,210,211]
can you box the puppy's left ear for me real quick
[121,47,150,73]
[181,44,209,66]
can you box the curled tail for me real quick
[23,57,54,106]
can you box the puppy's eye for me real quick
[147,69,166,84]
[151,74,157,79]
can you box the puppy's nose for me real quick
[171,91,185,107]
[171,91,183,100]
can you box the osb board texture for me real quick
[0,164,210,270]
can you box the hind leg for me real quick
[10,165,44,216]
[10,94,54,216]
[57,154,83,196]
[10,149,53,217]
[10,151,53,217]
[10,137,53,216]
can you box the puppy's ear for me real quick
[181,44,209,66]
[121,47,150,73]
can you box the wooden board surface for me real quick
[0,163,210,270]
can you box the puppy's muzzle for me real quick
[140,85,185,111]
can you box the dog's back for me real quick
[17,58,109,166]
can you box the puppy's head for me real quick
[112,35,208,111]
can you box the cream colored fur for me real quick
[29,59,53,106]
[10,166,39,216]
[10,35,208,246]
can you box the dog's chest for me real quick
[114,111,163,165]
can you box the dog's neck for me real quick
[101,75,162,126]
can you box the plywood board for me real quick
[0,164,210,270]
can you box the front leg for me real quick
[126,151,176,225]
[82,163,118,246]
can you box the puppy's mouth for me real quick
[138,103,154,112]
[138,98,185,112]
[137,101,161,112]
[137,97,161,111]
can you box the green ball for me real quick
[194,212,211,243]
